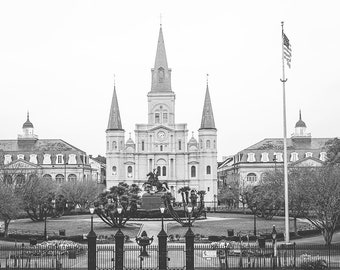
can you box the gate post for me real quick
[185,227,195,270]
[87,216,97,270]
[115,228,125,270]
[158,227,168,270]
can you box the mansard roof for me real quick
[0,139,86,154]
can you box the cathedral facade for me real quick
[106,26,218,202]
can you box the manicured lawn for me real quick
[166,212,312,238]
[7,215,141,240]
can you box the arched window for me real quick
[15,174,25,186]
[179,140,182,150]
[4,175,13,185]
[142,141,145,151]
[155,113,160,124]
[160,145,163,151]
[206,140,211,149]
[127,166,133,178]
[68,174,77,182]
[157,166,161,176]
[56,174,65,183]
[162,166,166,176]
[163,112,168,123]
[200,140,203,149]
[246,173,257,182]
[113,141,117,150]
[206,165,211,175]
[43,174,52,181]
[29,174,38,181]
[213,140,216,149]
[191,166,196,178]
[107,141,109,150]
[112,166,117,175]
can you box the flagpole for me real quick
[281,21,290,244]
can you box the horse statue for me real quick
[143,169,169,193]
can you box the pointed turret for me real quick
[107,85,123,131]
[199,83,216,130]
[151,25,172,92]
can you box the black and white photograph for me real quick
[0,1,340,269]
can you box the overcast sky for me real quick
[1,0,339,160]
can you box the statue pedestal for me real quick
[141,192,165,210]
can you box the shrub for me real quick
[300,254,327,270]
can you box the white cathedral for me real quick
[105,26,218,202]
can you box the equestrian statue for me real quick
[143,169,169,193]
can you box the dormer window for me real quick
[17,154,25,160]
[4,155,12,165]
[247,153,256,162]
[320,152,327,162]
[261,152,269,162]
[29,154,37,164]
[290,152,299,162]
[247,173,257,182]
[68,154,77,164]
[274,152,283,162]
[56,154,64,164]
[305,152,313,158]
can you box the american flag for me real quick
[283,33,292,68]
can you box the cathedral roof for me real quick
[107,85,123,131]
[199,84,216,130]
[188,133,198,145]
[126,134,134,145]
[295,110,306,128]
[23,112,34,128]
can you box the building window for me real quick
[43,174,52,181]
[113,141,117,150]
[4,175,13,185]
[29,154,37,164]
[206,140,210,149]
[206,165,211,175]
[68,154,77,164]
[112,166,117,175]
[157,166,161,176]
[179,140,182,150]
[15,174,25,186]
[191,166,196,178]
[162,166,166,176]
[56,155,63,164]
[4,155,12,165]
[17,154,25,160]
[274,152,283,162]
[305,152,313,158]
[127,166,133,178]
[320,152,327,162]
[207,187,210,192]
[247,173,257,182]
[160,145,163,151]
[68,174,77,182]
[163,112,168,123]
[142,141,145,151]
[247,153,256,162]
[290,152,299,162]
[155,113,160,124]
[261,153,269,162]
[56,174,65,183]
[214,140,216,149]
[43,154,51,165]
[200,140,203,149]
[107,141,109,150]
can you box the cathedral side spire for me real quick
[151,25,172,92]
[107,84,123,131]
[199,82,216,130]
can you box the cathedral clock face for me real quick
[157,131,166,140]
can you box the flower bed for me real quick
[24,240,86,257]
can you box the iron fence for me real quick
[0,242,339,269]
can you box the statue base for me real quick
[141,192,166,210]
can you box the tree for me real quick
[300,166,340,245]
[0,182,23,237]
[218,181,239,209]
[19,175,58,221]
[94,182,141,228]
[58,179,103,210]
[178,186,191,205]
[325,137,340,165]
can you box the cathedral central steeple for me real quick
[151,25,172,92]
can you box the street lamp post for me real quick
[158,204,167,270]
[44,199,55,241]
[87,205,96,270]
[115,204,124,270]
[185,204,194,270]
[253,206,257,237]
[272,225,277,269]
[213,195,217,212]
